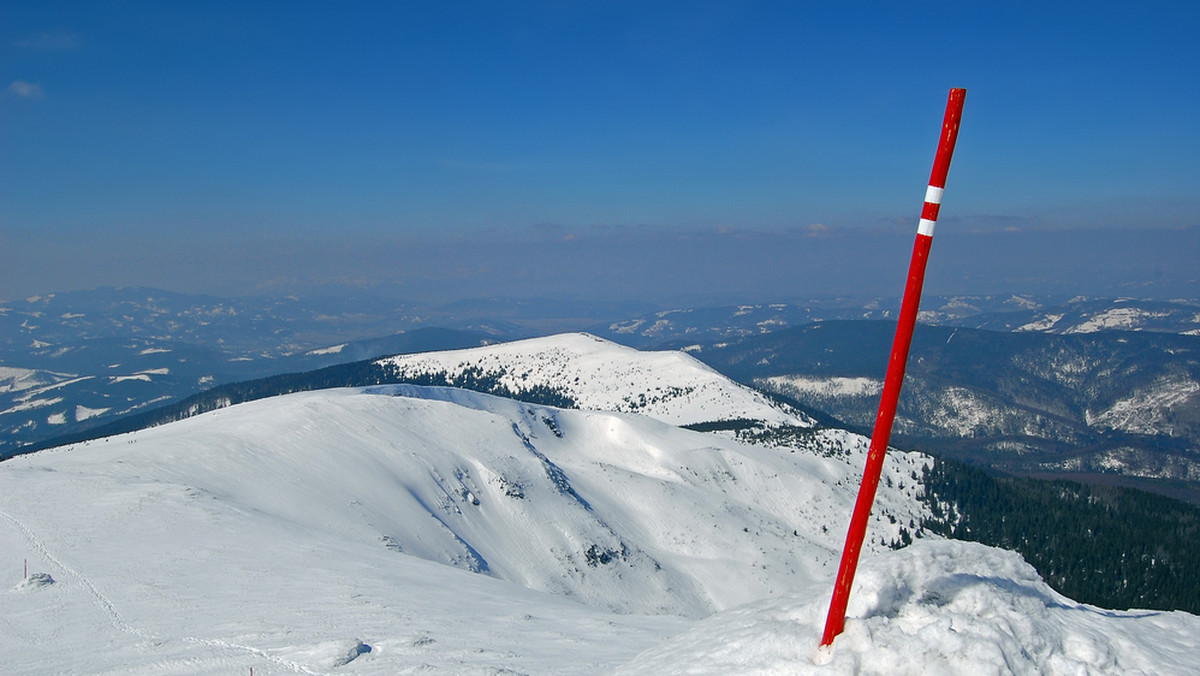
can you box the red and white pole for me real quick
[820,88,966,647]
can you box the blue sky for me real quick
[2,1,1197,303]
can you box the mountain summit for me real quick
[375,332,814,428]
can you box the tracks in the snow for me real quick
[1,506,327,675]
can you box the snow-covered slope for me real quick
[1087,372,1200,436]
[2,384,920,674]
[375,332,813,428]
[4,370,1198,672]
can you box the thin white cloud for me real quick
[6,80,45,99]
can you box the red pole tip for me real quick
[928,88,967,189]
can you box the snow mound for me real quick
[275,639,371,668]
[618,539,1200,675]
[13,572,55,591]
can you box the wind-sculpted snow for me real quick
[375,332,813,428]
[619,539,1200,675]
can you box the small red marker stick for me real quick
[820,88,966,647]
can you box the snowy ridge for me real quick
[766,375,883,399]
[0,365,72,394]
[1087,373,1200,436]
[375,332,813,428]
[1064,307,1173,333]
[972,297,1200,335]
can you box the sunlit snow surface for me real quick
[620,539,1200,675]
[376,332,813,428]
[2,383,1197,674]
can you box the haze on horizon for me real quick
[2,2,1197,306]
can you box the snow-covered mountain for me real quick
[4,340,1199,673]
[375,332,814,428]
[3,383,923,674]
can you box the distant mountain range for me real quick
[5,287,1199,508]
[589,295,1200,347]
[1,288,528,452]
[670,321,1200,504]
[0,326,496,454]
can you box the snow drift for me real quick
[620,539,1200,675]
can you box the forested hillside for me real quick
[919,457,1200,613]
